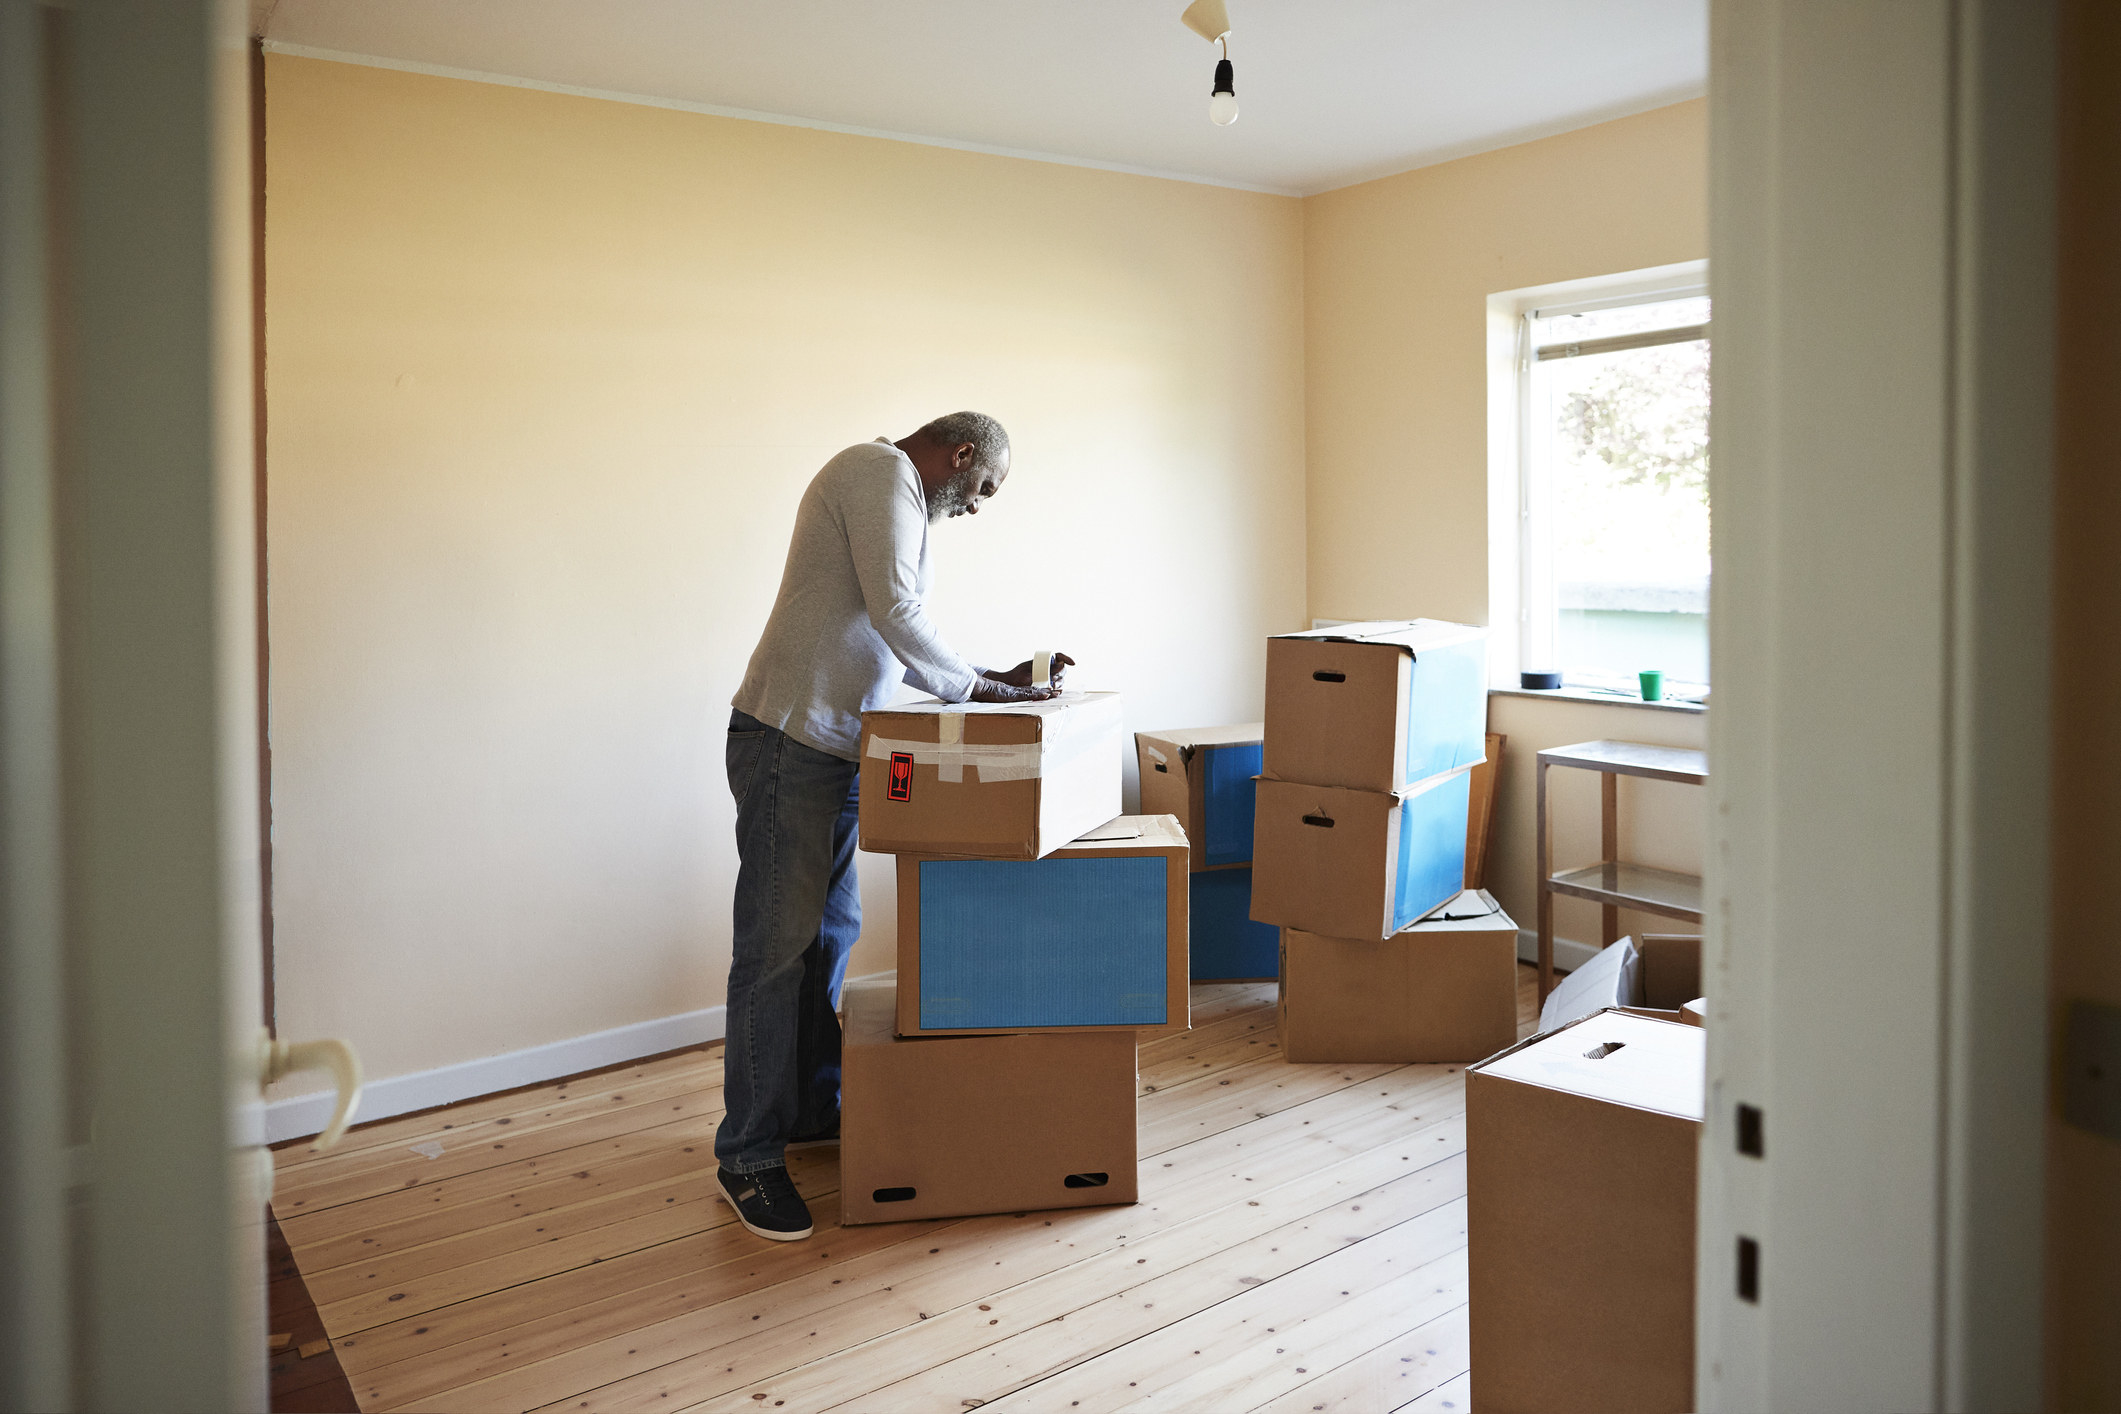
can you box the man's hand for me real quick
[989,653,1075,691]
[969,675,1059,704]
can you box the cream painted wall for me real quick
[1301,101,1708,952]
[1301,99,1707,627]
[263,54,1307,1089]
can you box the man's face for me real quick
[925,450,1009,523]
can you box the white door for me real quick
[1701,1,2056,1408]
[2,2,276,1408]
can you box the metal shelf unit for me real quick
[1535,739,1709,1000]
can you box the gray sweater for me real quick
[733,440,980,760]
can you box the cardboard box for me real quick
[1464,732,1505,887]
[840,982,1138,1225]
[894,815,1190,1037]
[1278,889,1520,1062]
[1538,933,1703,1034]
[858,691,1125,860]
[1189,867,1278,981]
[1263,620,1488,793]
[1638,934,1704,1008]
[1134,724,1264,871]
[1250,767,1474,940]
[1468,1009,1704,1414]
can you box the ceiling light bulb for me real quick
[1210,56,1239,126]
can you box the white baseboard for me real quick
[265,969,906,1145]
[267,1004,721,1145]
[1517,929,1600,975]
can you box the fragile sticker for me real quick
[887,751,914,802]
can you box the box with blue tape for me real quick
[1263,620,1487,794]
[1249,765,1477,940]
[1188,867,1279,981]
[1133,723,1264,871]
[893,815,1190,1038]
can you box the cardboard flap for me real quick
[1053,813,1187,854]
[1134,723,1266,760]
[1272,618,1486,655]
[1538,936,1641,1034]
[878,689,1119,723]
[1393,888,1518,935]
[1477,1010,1705,1120]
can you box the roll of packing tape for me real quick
[1033,650,1053,689]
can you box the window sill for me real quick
[1488,685,1707,715]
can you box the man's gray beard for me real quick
[926,467,980,523]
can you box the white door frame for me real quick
[2,1,265,1408]
[1700,2,2055,1409]
[0,4,72,1405]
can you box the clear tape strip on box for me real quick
[865,712,1121,784]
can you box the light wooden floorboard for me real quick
[275,966,1541,1413]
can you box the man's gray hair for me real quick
[920,411,1010,478]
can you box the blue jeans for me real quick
[717,709,862,1174]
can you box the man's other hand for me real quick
[969,675,1059,704]
[990,653,1075,691]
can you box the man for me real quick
[718,411,1074,1241]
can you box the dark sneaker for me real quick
[716,1164,813,1241]
[786,1124,840,1153]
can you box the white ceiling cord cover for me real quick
[1180,0,1239,126]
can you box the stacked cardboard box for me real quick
[1134,723,1278,981]
[1251,621,1510,1062]
[845,692,1188,1225]
[1279,888,1521,1063]
[1467,1008,1704,1412]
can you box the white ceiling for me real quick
[253,0,1706,197]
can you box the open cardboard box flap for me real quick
[1134,722,1265,759]
[1271,618,1489,652]
[1136,723,1264,873]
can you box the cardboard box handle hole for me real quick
[1153,762,1168,773]
[1584,1041,1627,1060]
[1301,814,1336,828]
[1312,670,1347,683]
[1063,1172,1110,1188]
[873,1186,917,1203]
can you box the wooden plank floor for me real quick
[271,967,1539,1413]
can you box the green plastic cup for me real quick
[1639,670,1665,702]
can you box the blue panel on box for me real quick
[1200,742,1263,868]
[1404,636,1490,785]
[1391,770,1473,932]
[1189,868,1278,980]
[919,856,1169,1030]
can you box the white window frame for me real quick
[1485,260,1710,691]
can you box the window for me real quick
[1488,265,1710,702]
